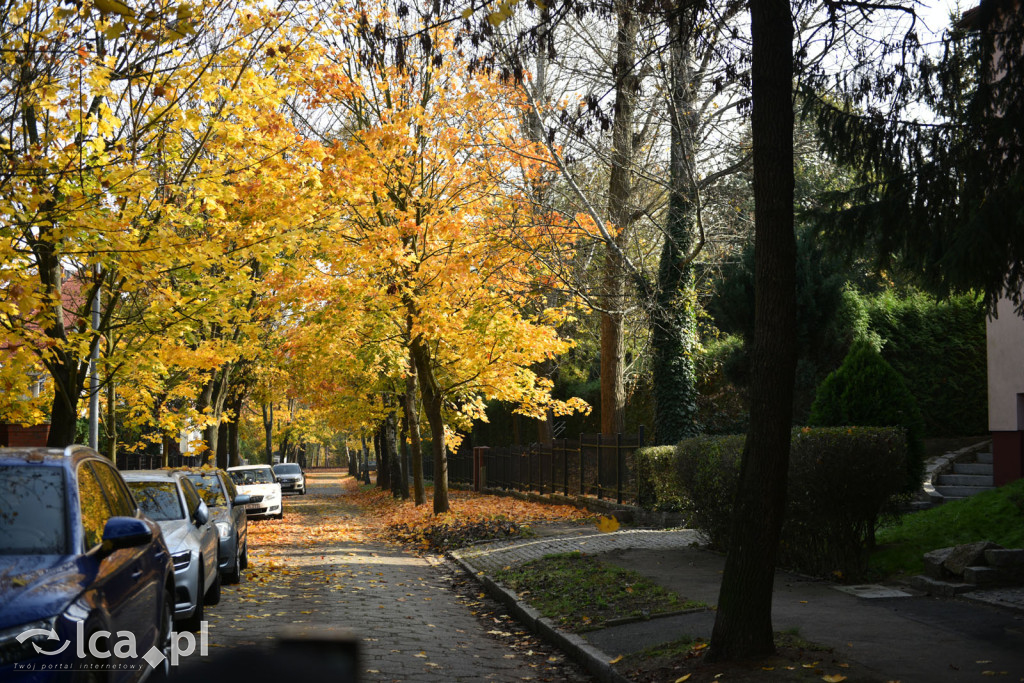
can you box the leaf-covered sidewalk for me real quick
[181,470,593,682]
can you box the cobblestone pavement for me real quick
[175,472,592,683]
[453,528,704,573]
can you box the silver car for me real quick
[183,468,250,584]
[124,470,220,631]
[272,462,306,495]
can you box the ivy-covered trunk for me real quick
[652,1,700,446]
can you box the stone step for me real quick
[964,566,1003,587]
[985,549,1024,567]
[909,575,975,597]
[976,452,994,464]
[938,473,995,487]
[953,462,993,475]
[935,484,996,498]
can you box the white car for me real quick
[227,465,283,520]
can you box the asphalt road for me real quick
[173,471,592,683]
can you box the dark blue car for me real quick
[0,446,175,682]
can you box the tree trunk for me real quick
[361,434,371,485]
[601,0,638,437]
[652,1,700,446]
[216,422,229,469]
[198,379,217,466]
[227,393,243,467]
[404,359,426,505]
[262,402,274,465]
[410,336,449,514]
[375,427,388,489]
[398,412,410,500]
[384,408,403,499]
[344,438,357,476]
[105,379,117,462]
[706,0,797,662]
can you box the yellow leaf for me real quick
[93,0,134,15]
[461,7,473,18]
[674,676,692,683]
[822,676,848,683]
[609,655,623,664]
[596,515,620,533]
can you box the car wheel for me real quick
[275,511,283,520]
[224,546,241,584]
[183,568,204,633]
[240,543,248,570]
[204,565,221,605]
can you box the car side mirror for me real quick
[194,501,210,526]
[100,517,153,556]
[233,494,251,506]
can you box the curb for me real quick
[449,553,634,683]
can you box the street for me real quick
[177,470,592,682]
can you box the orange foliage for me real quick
[347,484,590,550]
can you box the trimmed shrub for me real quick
[669,427,907,580]
[808,339,924,493]
[635,446,687,512]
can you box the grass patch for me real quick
[493,551,704,632]
[870,477,1024,577]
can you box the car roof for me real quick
[122,469,185,482]
[227,465,272,471]
[0,445,115,469]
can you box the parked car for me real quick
[123,470,220,631]
[0,446,175,682]
[227,465,283,520]
[181,468,250,584]
[272,462,306,495]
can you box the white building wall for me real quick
[987,294,1024,432]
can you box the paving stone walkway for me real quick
[174,472,591,683]
[452,528,704,573]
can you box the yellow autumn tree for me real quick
[291,4,587,512]
[0,0,327,449]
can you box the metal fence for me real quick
[426,428,646,505]
[116,452,199,470]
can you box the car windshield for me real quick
[0,465,67,555]
[186,473,227,507]
[128,481,184,521]
[230,468,274,485]
[273,464,301,475]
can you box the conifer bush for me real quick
[808,339,925,493]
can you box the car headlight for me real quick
[216,521,232,540]
[0,617,58,665]
[172,550,192,571]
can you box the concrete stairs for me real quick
[935,451,995,501]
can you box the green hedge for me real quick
[639,427,907,579]
[863,291,987,437]
[635,446,688,512]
